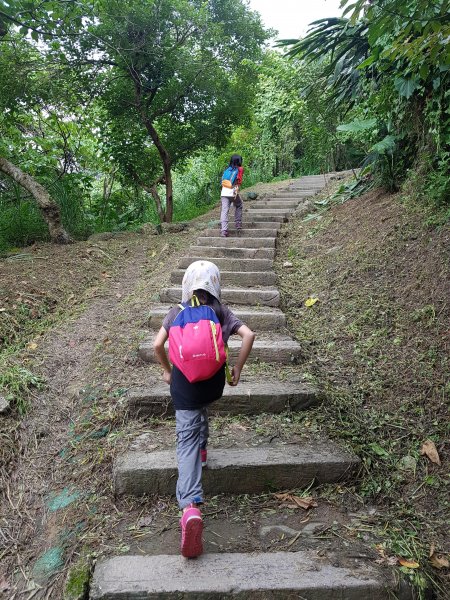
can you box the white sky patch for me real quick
[248,0,344,42]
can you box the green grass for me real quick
[0,362,45,414]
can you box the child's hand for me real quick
[229,365,241,386]
[163,370,172,385]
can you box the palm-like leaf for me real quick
[276,18,372,105]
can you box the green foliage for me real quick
[223,53,364,180]
[0,196,49,251]
[171,150,223,221]
[5,0,446,248]
[68,0,268,220]
[278,0,450,202]
[0,364,44,414]
[63,556,91,600]
[337,119,377,133]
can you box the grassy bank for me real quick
[275,183,449,598]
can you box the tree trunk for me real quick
[140,115,174,222]
[0,156,72,244]
[141,178,166,223]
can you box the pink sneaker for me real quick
[180,505,203,558]
[220,230,229,237]
[201,448,207,467]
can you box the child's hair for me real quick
[229,154,243,168]
[193,289,225,325]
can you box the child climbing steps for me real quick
[220,154,244,237]
[152,260,255,558]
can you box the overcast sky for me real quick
[248,0,344,41]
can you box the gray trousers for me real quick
[175,408,209,509]
[220,194,243,232]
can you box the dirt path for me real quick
[0,226,205,596]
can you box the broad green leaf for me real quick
[370,135,397,155]
[394,77,419,99]
[337,118,377,133]
[369,443,390,458]
[357,54,377,70]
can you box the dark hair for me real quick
[193,289,224,325]
[229,154,243,168]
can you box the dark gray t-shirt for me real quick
[162,300,244,410]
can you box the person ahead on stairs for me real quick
[220,154,244,237]
[153,260,255,558]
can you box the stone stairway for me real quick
[90,175,411,599]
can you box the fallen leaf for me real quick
[27,342,38,350]
[398,558,420,569]
[420,440,441,465]
[292,496,318,510]
[230,422,248,431]
[274,492,317,510]
[0,307,6,312]
[137,516,153,528]
[305,297,319,307]
[374,545,398,566]
[274,492,290,502]
[283,261,293,268]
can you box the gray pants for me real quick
[221,194,243,233]
[175,408,209,509]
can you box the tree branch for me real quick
[151,59,214,118]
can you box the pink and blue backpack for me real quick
[168,296,227,383]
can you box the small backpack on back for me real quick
[168,295,227,383]
[221,166,239,189]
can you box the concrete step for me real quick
[127,380,320,417]
[249,200,299,208]
[90,551,410,600]
[275,190,321,197]
[188,246,275,260]
[195,236,276,248]
[178,257,273,272]
[227,221,282,229]
[147,304,286,331]
[139,333,300,364]
[171,269,277,287]
[203,228,278,238]
[244,208,294,216]
[272,191,315,196]
[228,334,301,362]
[114,439,360,496]
[241,214,287,223]
[159,286,280,307]
[284,187,323,194]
